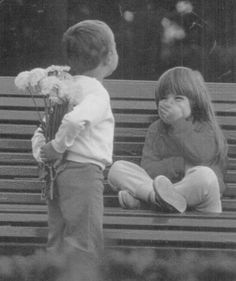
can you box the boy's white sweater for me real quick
[51,76,114,170]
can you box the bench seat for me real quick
[1,77,236,253]
[2,207,236,252]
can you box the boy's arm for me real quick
[31,127,46,162]
[50,94,108,154]
[141,124,185,180]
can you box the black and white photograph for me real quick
[0,1,236,280]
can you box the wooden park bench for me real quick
[1,77,236,255]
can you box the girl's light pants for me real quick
[108,160,222,213]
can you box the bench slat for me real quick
[105,229,236,247]
[0,192,235,211]
[0,204,236,218]
[0,177,236,198]
[1,139,236,155]
[0,179,44,190]
[2,126,236,146]
[2,96,236,115]
[1,76,236,101]
[1,110,236,130]
[2,212,236,230]
[1,161,236,182]
[0,193,115,206]
[1,225,236,249]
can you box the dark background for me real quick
[0,0,236,82]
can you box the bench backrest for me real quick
[0,77,236,211]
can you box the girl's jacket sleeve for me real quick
[168,118,218,165]
[141,122,185,180]
[51,93,108,153]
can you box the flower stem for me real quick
[27,86,44,125]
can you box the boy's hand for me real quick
[40,142,63,162]
[158,102,183,124]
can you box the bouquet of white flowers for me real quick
[15,65,75,199]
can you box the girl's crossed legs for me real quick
[108,160,222,213]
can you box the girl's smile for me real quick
[159,94,192,119]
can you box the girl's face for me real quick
[159,94,192,119]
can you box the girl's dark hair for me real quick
[62,20,113,74]
[155,66,227,166]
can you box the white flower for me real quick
[57,81,70,102]
[161,18,186,44]
[39,76,70,104]
[15,65,77,105]
[14,71,30,90]
[58,71,73,81]
[46,65,70,74]
[28,68,47,87]
[176,1,193,15]
[40,76,62,95]
[39,76,57,96]
[46,65,71,80]
[64,80,84,105]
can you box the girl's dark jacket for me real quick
[141,118,228,194]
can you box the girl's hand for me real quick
[159,102,183,124]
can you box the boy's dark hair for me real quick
[62,20,114,74]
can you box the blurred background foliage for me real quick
[101,248,236,281]
[1,248,236,281]
[0,0,236,82]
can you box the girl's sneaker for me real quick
[153,175,187,213]
[118,190,141,209]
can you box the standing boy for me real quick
[32,20,118,280]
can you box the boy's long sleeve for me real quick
[48,75,114,170]
[31,127,46,162]
[51,93,109,153]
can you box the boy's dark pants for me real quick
[46,161,104,275]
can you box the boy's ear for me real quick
[103,51,113,66]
